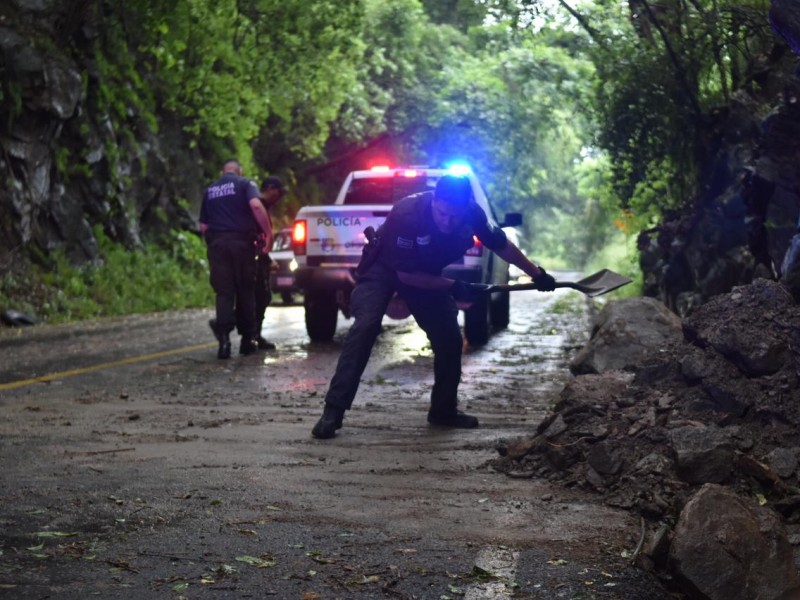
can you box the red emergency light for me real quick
[292,220,307,255]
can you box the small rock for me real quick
[767,447,798,479]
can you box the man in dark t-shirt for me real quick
[311,174,557,439]
[199,159,272,358]
[252,176,286,351]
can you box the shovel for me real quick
[488,268,632,297]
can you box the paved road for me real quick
[0,287,671,599]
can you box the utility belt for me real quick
[205,230,259,244]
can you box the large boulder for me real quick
[670,484,800,600]
[570,297,683,375]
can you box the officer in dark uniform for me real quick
[199,159,273,359]
[252,176,287,350]
[311,174,557,439]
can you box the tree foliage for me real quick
[110,0,366,164]
[552,0,774,223]
[42,0,616,268]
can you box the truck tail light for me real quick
[292,220,307,255]
[465,235,483,257]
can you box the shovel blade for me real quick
[564,269,632,297]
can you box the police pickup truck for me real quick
[291,165,522,345]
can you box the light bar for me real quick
[446,163,472,176]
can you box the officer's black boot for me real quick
[218,333,231,359]
[209,319,231,359]
[255,334,276,350]
[311,404,345,439]
[427,409,479,429]
[253,321,276,350]
[239,336,258,355]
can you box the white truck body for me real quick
[292,166,521,344]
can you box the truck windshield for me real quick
[344,177,435,205]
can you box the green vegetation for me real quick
[547,294,586,316]
[0,229,212,323]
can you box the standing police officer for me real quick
[252,176,287,350]
[311,174,557,439]
[199,159,273,359]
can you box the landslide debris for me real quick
[491,279,800,598]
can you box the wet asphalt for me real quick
[0,282,674,599]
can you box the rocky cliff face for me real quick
[0,1,202,270]
[639,2,800,315]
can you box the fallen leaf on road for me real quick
[236,555,276,568]
[35,531,78,538]
[346,575,381,585]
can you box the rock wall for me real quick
[0,1,204,268]
[637,1,800,315]
[492,284,800,598]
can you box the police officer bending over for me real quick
[311,174,556,439]
[199,159,273,359]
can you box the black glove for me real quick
[356,226,381,276]
[450,280,492,302]
[533,268,557,292]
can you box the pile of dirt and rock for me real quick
[491,278,800,600]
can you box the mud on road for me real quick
[0,288,672,599]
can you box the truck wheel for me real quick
[305,291,338,341]
[464,294,490,346]
[490,290,510,329]
[281,291,295,305]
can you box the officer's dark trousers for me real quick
[324,267,463,417]
[207,233,257,338]
[254,255,272,336]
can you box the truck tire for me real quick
[490,290,510,329]
[281,291,295,305]
[464,294,490,346]
[305,291,338,341]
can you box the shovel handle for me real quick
[485,269,631,297]
[486,281,602,295]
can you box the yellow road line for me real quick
[0,342,217,392]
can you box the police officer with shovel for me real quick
[311,174,556,439]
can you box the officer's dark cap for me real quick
[434,175,472,208]
[261,176,286,191]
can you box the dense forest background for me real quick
[1,0,797,322]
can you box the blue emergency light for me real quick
[446,163,472,176]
